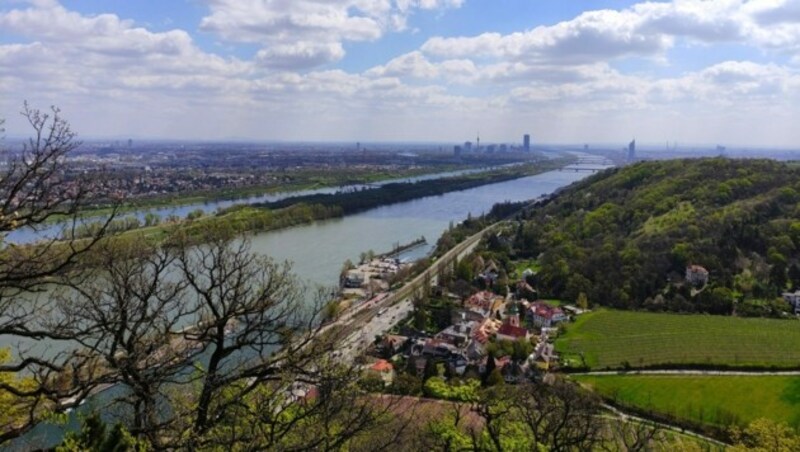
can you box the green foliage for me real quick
[484,368,505,387]
[422,377,480,401]
[557,310,800,369]
[516,158,800,313]
[578,375,800,432]
[389,372,423,396]
[730,418,800,451]
[261,164,552,218]
[56,413,145,452]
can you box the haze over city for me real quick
[1,0,800,147]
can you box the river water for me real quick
[249,165,607,291]
[6,161,608,450]
[6,165,515,244]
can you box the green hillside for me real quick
[514,158,800,313]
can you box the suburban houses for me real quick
[360,267,580,388]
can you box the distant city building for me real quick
[454,145,462,157]
[499,144,508,153]
[127,139,133,148]
[627,139,636,161]
[464,141,473,153]
[523,134,531,152]
[486,144,496,153]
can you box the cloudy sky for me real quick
[1,0,800,147]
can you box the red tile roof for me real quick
[530,302,564,320]
[370,359,394,372]
[497,323,528,338]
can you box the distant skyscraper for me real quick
[523,134,531,152]
[127,138,133,148]
[464,141,472,153]
[627,139,636,161]
[454,145,462,157]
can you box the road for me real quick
[599,403,728,448]
[331,219,503,362]
[572,369,800,376]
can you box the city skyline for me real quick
[1,0,800,147]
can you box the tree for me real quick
[484,368,504,387]
[577,292,589,310]
[52,224,401,449]
[729,418,800,452]
[509,379,602,451]
[56,235,189,447]
[0,104,117,442]
[423,358,438,381]
[56,412,144,452]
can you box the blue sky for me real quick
[1,0,800,147]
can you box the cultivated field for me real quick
[555,310,800,369]
[575,375,800,430]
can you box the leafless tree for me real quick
[511,380,603,451]
[0,104,116,443]
[600,417,663,452]
[53,224,404,449]
[55,236,189,448]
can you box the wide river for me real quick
[7,161,608,450]
[6,164,517,244]
[249,165,606,291]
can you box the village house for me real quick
[436,321,478,348]
[496,303,530,342]
[782,291,800,314]
[528,301,568,329]
[464,291,495,314]
[685,265,709,286]
[366,359,395,385]
[532,340,559,371]
[515,281,538,301]
[380,334,409,356]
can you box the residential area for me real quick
[343,241,588,397]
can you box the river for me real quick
[6,164,519,244]
[6,160,609,450]
[248,166,606,291]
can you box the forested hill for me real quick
[515,158,800,315]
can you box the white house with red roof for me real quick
[529,301,568,328]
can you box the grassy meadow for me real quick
[576,375,800,430]
[555,310,800,369]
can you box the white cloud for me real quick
[1,0,800,146]
[199,0,463,69]
[421,0,800,65]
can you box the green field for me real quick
[576,375,800,430]
[556,310,800,369]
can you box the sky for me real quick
[1,0,800,147]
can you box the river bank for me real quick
[61,160,569,245]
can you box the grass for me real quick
[576,375,800,430]
[640,201,696,235]
[512,259,540,278]
[555,310,800,369]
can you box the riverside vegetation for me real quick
[67,161,566,243]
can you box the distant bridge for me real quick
[559,165,612,173]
